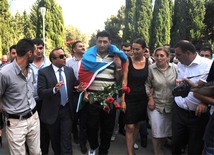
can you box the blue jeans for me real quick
[203,144,214,155]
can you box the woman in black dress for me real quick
[121,38,149,155]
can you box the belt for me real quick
[176,104,195,114]
[6,106,37,120]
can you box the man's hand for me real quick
[54,81,64,92]
[195,103,208,116]
[74,82,86,92]
[83,91,89,102]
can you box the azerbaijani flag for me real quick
[76,44,128,112]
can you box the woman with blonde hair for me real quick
[146,47,177,155]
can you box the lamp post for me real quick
[40,7,46,55]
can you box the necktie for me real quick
[58,68,68,106]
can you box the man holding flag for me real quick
[78,31,127,155]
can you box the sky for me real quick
[9,0,125,35]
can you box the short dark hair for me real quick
[121,42,132,49]
[49,47,64,62]
[133,38,147,48]
[32,38,44,46]
[16,38,35,57]
[96,31,111,40]
[9,45,16,53]
[174,40,196,53]
[71,41,82,50]
[199,47,212,55]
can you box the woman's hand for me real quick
[148,98,155,110]
[121,101,126,112]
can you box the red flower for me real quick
[114,103,121,109]
[122,86,131,94]
[103,105,110,113]
[106,97,115,104]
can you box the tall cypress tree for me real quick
[171,0,205,46]
[188,0,205,44]
[135,0,153,45]
[0,0,13,54]
[124,0,136,42]
[23,11,35,39]
[204,0,214,42]
[14,12,24,40]
[150,0,171,50]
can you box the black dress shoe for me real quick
[141,137,147,148]
[80,144,87,154]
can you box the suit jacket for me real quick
[37,64,77,124]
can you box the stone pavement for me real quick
[0,128,175,155]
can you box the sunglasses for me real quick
[54,54,66,59]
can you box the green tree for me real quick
[88,32,97,48]
[188,0,206,44]
[65,25,89,53]
[150,0,171,50]
[135,0,153,45]
[23,11,35,39]
[0,0,13,55]
[171,0,206,46]
[204,0,214,42]
[123,0,136,42]
[104,6,125,48]
[13,12,24,40]
[30,0,42,38]
[30,0,65,56]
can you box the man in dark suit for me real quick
[37,48,84,154]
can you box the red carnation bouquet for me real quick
[88,83,131,113]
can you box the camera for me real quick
[172,81,191,98]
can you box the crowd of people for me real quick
[0,30,214,155]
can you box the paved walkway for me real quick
[0,128,174,155]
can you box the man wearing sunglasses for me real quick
[30,38,51,155]
[37,48,85,154]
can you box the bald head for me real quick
[1,55,8,64]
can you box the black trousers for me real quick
[47,103,73,155]
[87,103,116,155]
[118,111,125,132]
[172,103,209,155]
[36,100,50,154]
[0,112,3,129]
[72,92,88,145]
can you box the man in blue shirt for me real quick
[30,38,51,155]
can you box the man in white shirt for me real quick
[172,40,212,155]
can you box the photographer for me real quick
[172,40,212,155]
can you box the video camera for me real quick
[172,81,191,98]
